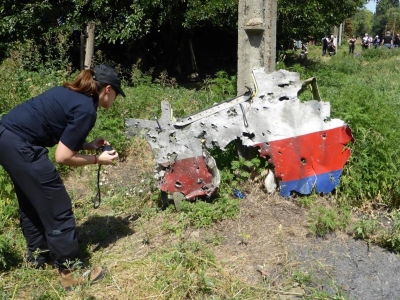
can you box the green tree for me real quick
[0,0,238,47]
[0,0,371,72]
[0,2,55,42]
[277,0,367,46]
[344,18,356,38]
[352,9,374,37]
[376,0,400,16]
[0,0,240,73]
[386,7,400,34]
[373,0,400,34]
[0,0,372,48]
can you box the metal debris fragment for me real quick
[125,68,353,200]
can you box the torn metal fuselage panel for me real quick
[125,68,354,199]
[125,101,221,199]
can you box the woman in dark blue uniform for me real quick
[0,64,124,289]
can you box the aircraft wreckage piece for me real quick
[125,68,353,199]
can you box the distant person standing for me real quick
[322,36,329,56]
[328,35,336,56]
[372,35,381,48]
[382,31,393,49]
[348,36,356,54]
[394,33,400,48]
[362,33,370,49]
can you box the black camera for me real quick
[101,145,113,152]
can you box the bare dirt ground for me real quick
[64,144,400,300]
[202,189,400,300]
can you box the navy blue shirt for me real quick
[1,86,98,151]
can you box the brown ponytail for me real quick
[63,69,106,97]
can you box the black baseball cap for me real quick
[93,64,126,97]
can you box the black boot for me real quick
[26,249,54,269]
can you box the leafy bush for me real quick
[308,205,350,238]
[353,216,379,240]
[0,234,22,271]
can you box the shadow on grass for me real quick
[76,214,138,260]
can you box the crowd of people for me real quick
[321,32,400,56]
[351,31,400,53]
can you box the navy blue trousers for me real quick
[0,126,79,269]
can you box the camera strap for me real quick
[92,163,102,209]
[92,144,114,208]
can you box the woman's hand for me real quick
[56,141,118,166]
[98,149,119,165]
[83,138,109,151]
[83,138,119,165]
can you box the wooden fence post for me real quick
[84,22,95,69]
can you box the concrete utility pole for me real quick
[237,0,277,95]
[334,25,342,47]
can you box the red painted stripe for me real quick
[255,125,353,182]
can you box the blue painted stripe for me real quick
[279,170,343,197]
